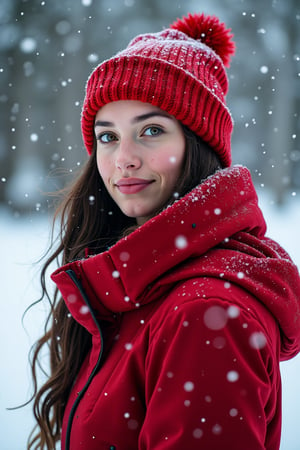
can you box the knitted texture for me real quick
[81,13,235,167]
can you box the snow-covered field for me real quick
[1,190,300,450]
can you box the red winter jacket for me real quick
[51,166,300,450]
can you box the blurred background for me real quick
[0,0,299,211]
[0,0,299,449]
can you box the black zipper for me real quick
[64,269,104,450]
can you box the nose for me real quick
[115,138,141,171]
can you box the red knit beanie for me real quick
[81,12,235,167]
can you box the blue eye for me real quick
[143,126,163,136]
[97,132,117,143]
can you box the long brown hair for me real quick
[27,126,221,449]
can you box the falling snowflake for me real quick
[229,408,238,417]
[193,428,203,439]
[249,331,267,349]
[67,294,77,303]
[183,381,194,392]
[260,65,269,74]
[20,37,37,53]
[30,133,39,142]
[226,370,239,382]
[212,424,222,435]
[227,305,240,318]
[119,251,130,261]
[203,305,228,330]
[175,235,188,249]
[79,305,90,314]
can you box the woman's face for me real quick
[95,100,185,225]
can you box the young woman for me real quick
[28,12,300,450]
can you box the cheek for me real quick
[96,153,111,181]
[151,146,184,168]
[159,151,185,177]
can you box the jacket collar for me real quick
[51,166,300,358]
[79,165,266,306]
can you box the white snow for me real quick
[0,189,299,449]
[19,37,37,54]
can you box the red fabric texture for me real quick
[81,13,235,167]
[51,166,300,450]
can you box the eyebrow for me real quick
[94,111,173,129]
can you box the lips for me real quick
[116,178,154,194]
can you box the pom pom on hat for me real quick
[81,12,236,167]
[170,13,235,68]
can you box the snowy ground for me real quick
[1,189,300,450]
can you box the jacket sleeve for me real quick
[139,294,281,450]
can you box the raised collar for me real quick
[51,165,300,358]
[52,166,266,312]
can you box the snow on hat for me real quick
[81,12,235,167]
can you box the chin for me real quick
[124,211,149,220]
[122,207,153,221]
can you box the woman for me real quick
[29,12,300,450]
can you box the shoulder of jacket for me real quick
[160,276,250,309]
[150,276,278,346]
